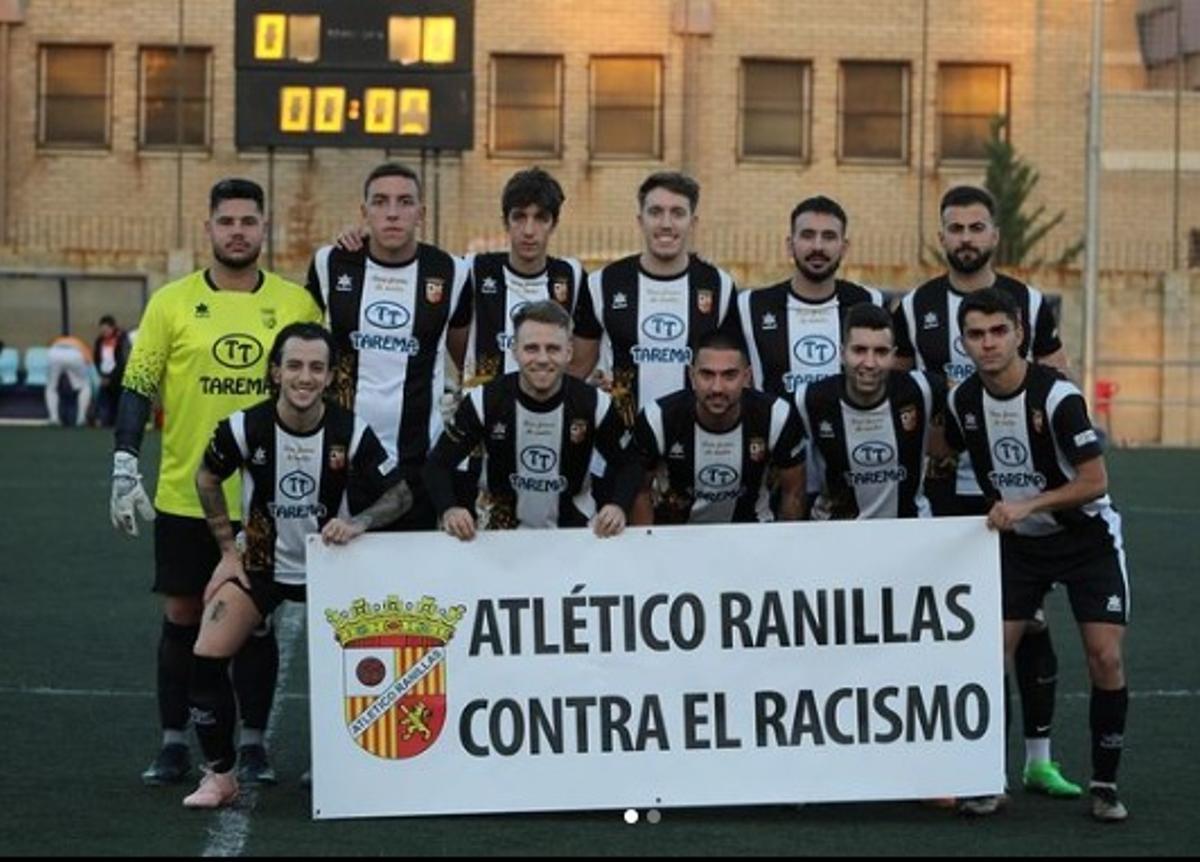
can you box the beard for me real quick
[213,244,261,270]
[947,246,993,275]
[794,251,842,283]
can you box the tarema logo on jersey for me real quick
[993,437,1029,467]
[279,470,317,500]
[641,313,686,342]
[852,441,895,467]
[698,464,740,488]
[365,301,411,331]
[520,445,558,474]
[793,335,837,368]
[212,334,264,370]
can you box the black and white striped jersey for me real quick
[944,363,1115,538]
[735,279,885,399]
[203,401,394,583]
[425,374,638,529]
[894,273,1062,498]
[305,243,470,475]
[633,388,806,524]
[449,252,586,384]
[574,254,736,425]
[795,371,943,520]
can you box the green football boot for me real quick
[1023,760,1083,798]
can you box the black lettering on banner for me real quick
[532,598,559,654]
[670,593,705,650]
[491,699,524,756]
[639,594,670,651]
[563,587,588,654]
[944,584,976,641]
[852,590,879,645]
[460,699,489,756]
[873,687,903,743]
[530,698,564,754]
[683,692,710,750]
[754,690,787,747]
[909,587,945,641]
[794,590,829,645]
[499,597,530,653]
[825,688,855,745]
[756,591,790,648]
[720,592,752,648]
[955,684,989,740]
[833,589,847,645]
[566,696,597,754]
[881,588,909,643]
[601,697,633,753]
[622,595,638,652]
[590,594,619,653]
[906,685,951,742]
[468,601,503,657]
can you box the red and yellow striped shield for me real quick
[341,633,448,760]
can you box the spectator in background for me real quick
[94,314,131,427]
[45,334,93,427]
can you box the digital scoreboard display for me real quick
[235,1,474,150]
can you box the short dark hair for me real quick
[957,287,1021,331]
[268,322,337,373]
[210,178,264,213]
[940,185,995,218]
[99,314,116,327]
[790,195,848,234]
[512,299,573,337]
[842,303,894,341]
[637,172,700,212]
[363,162,422,201]
[501,167,566,224]
[694,329,748,363]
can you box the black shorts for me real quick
[153,512,241,597]
[925,477,989,517]
[1000,516,1130,625]
[233,576,306,619]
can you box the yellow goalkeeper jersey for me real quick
[122,269,322,518]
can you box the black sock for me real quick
[158,619,200,733]
[1090,686,1128,785]
[232,619,279,735]
[190,655,237,773]
[1015,626,1057,739]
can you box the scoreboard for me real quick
[235,1,474,150]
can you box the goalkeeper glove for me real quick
[111,451,156,536]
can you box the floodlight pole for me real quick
[1082,0,1103,411]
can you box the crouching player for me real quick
[183,322,412,808]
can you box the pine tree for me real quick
[984,117,1082,267]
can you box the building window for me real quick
[938,63,1009,162]
[139,47,211,149]
[38,45,111,148]
[590,57,662,160]
[839,61,909,163]
[490,55,563,157]
[739,59,811,161]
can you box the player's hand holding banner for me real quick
[306,519,1003,819]
[110,451,156,536]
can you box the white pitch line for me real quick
[201,602,305,859]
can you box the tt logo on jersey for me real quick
[852,441,895,467]
[520,445,558,474]
[212,334,264,370]
[280,470,317,500]
[365,301,411,331]
[698,464,739,488]
[326,596,466,761]
[992,437,1029,467]
[642,313,685,342]
[793,335,837,367]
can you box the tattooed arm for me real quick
[321,479,414,545]
[196,459,250,603]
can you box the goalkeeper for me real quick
[111,178,321,788]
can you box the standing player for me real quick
[631,331,807,525]
[893,185,1077,802]
[305,162,470,530]
[110,178,322,786]
[945,288,1130,823]
[183,323,410,808]
[796,304,942,520]
[424,301,638,537]
[570,172,737,427]
[447,167,586,385]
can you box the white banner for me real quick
[305,517,1003,819]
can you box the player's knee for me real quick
[164,595,204,625]
[1085,644,1124,686]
